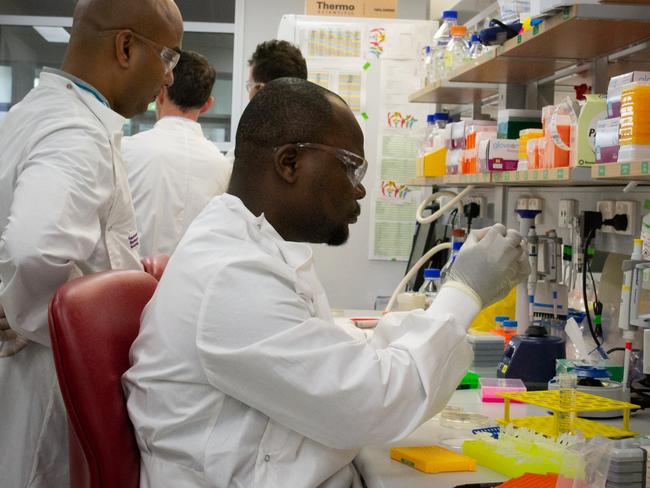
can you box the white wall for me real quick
[240,0,429,310]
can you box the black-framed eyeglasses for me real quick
[100,29,180,75]
[277,142,367,187]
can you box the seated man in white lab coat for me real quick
[123,50,231,257]
[225,39,308,163]
[0,0,183,486]
[123,78,529,488]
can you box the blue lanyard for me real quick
[73,81,109,108]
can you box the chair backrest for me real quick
[48,270,158,488]
[141,255,170,281]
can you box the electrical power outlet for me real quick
[528,197,544,225]
[558,199,577,228]
[615,200,638,235]
[597,200,616,233]
[467,196,487,219]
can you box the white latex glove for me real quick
[443,223,530,308]
[0,302,29,357]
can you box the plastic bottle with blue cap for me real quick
[418,268,442,308]
[503,320,518,348]
[432,10,458,81]
[495,315,509,331]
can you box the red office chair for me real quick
[48,270,158,488]
[141,254,170,281]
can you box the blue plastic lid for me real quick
[452,241,463,251]
[471,34,479,43]
[433,112,449,121]
[503,320,518,329]
[495,315,509,323]
[424,45,431,53]
[424,268,441,279]
[572,365,611,379]
[427,114,436,124]
[442,10,458,19]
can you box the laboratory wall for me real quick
[239,0,428,310]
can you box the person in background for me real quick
[123,50,231,257]
[0,0,183,486]
[246,39,308,99]
[123,78,529,487]
[225,39,308,163]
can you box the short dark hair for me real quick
[248,40,308,83]
[167,50,217,109]
[235,78,338,163]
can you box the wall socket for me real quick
[558,199,577,228]
[615,200,638,235]
[597,200,616,233]
[466,196,487,219]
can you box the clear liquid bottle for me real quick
[419,113,449,157]
[558,372,577,434]
[422,46,434,87]
[419,268,441,308]
[444,25,469,74]
[419,114,437,157]
[432,10,458,81]
[468,33,485,59]
[441,240,463,281]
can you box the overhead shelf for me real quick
[408,80,499,104]
[592,161,650,180]
[408,166,639,187]
[447,4,650,84]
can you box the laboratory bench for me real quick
[354,389,650,488]
[335,312,650,486]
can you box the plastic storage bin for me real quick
[479,377,526,403]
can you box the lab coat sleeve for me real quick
[195,256,478,450]
[0,127,113,346]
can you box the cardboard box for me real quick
[306,0,397,18]
[416,147,447,178]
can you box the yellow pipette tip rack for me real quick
[390,445,476,474]
[496,390,640,438]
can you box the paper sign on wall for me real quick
[305,0,397,18]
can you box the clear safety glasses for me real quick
[245,81,265,93]
[293,142,368,187]
[100,29,180,75]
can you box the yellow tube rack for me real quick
[496,390,640,439]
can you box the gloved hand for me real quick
[443,223,530,308]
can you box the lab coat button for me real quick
[66,83,73,89]
[264,455,270,462]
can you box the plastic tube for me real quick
[384,242,451,313]
[415,186,475,224]
[622,340,633,390]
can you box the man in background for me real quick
[225,39,308,163]
[123,50,231,257]
[246,39,308,98]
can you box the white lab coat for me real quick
[0,70,142,487]
[123,193,477,488]
[122,116,232,257]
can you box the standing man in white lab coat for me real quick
[0,0,183,486]
[123,78,529,488]
[123,50,231,257]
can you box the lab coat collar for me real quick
[155,116,204,136]
[221,193,313,270]
[39,69,125,135]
